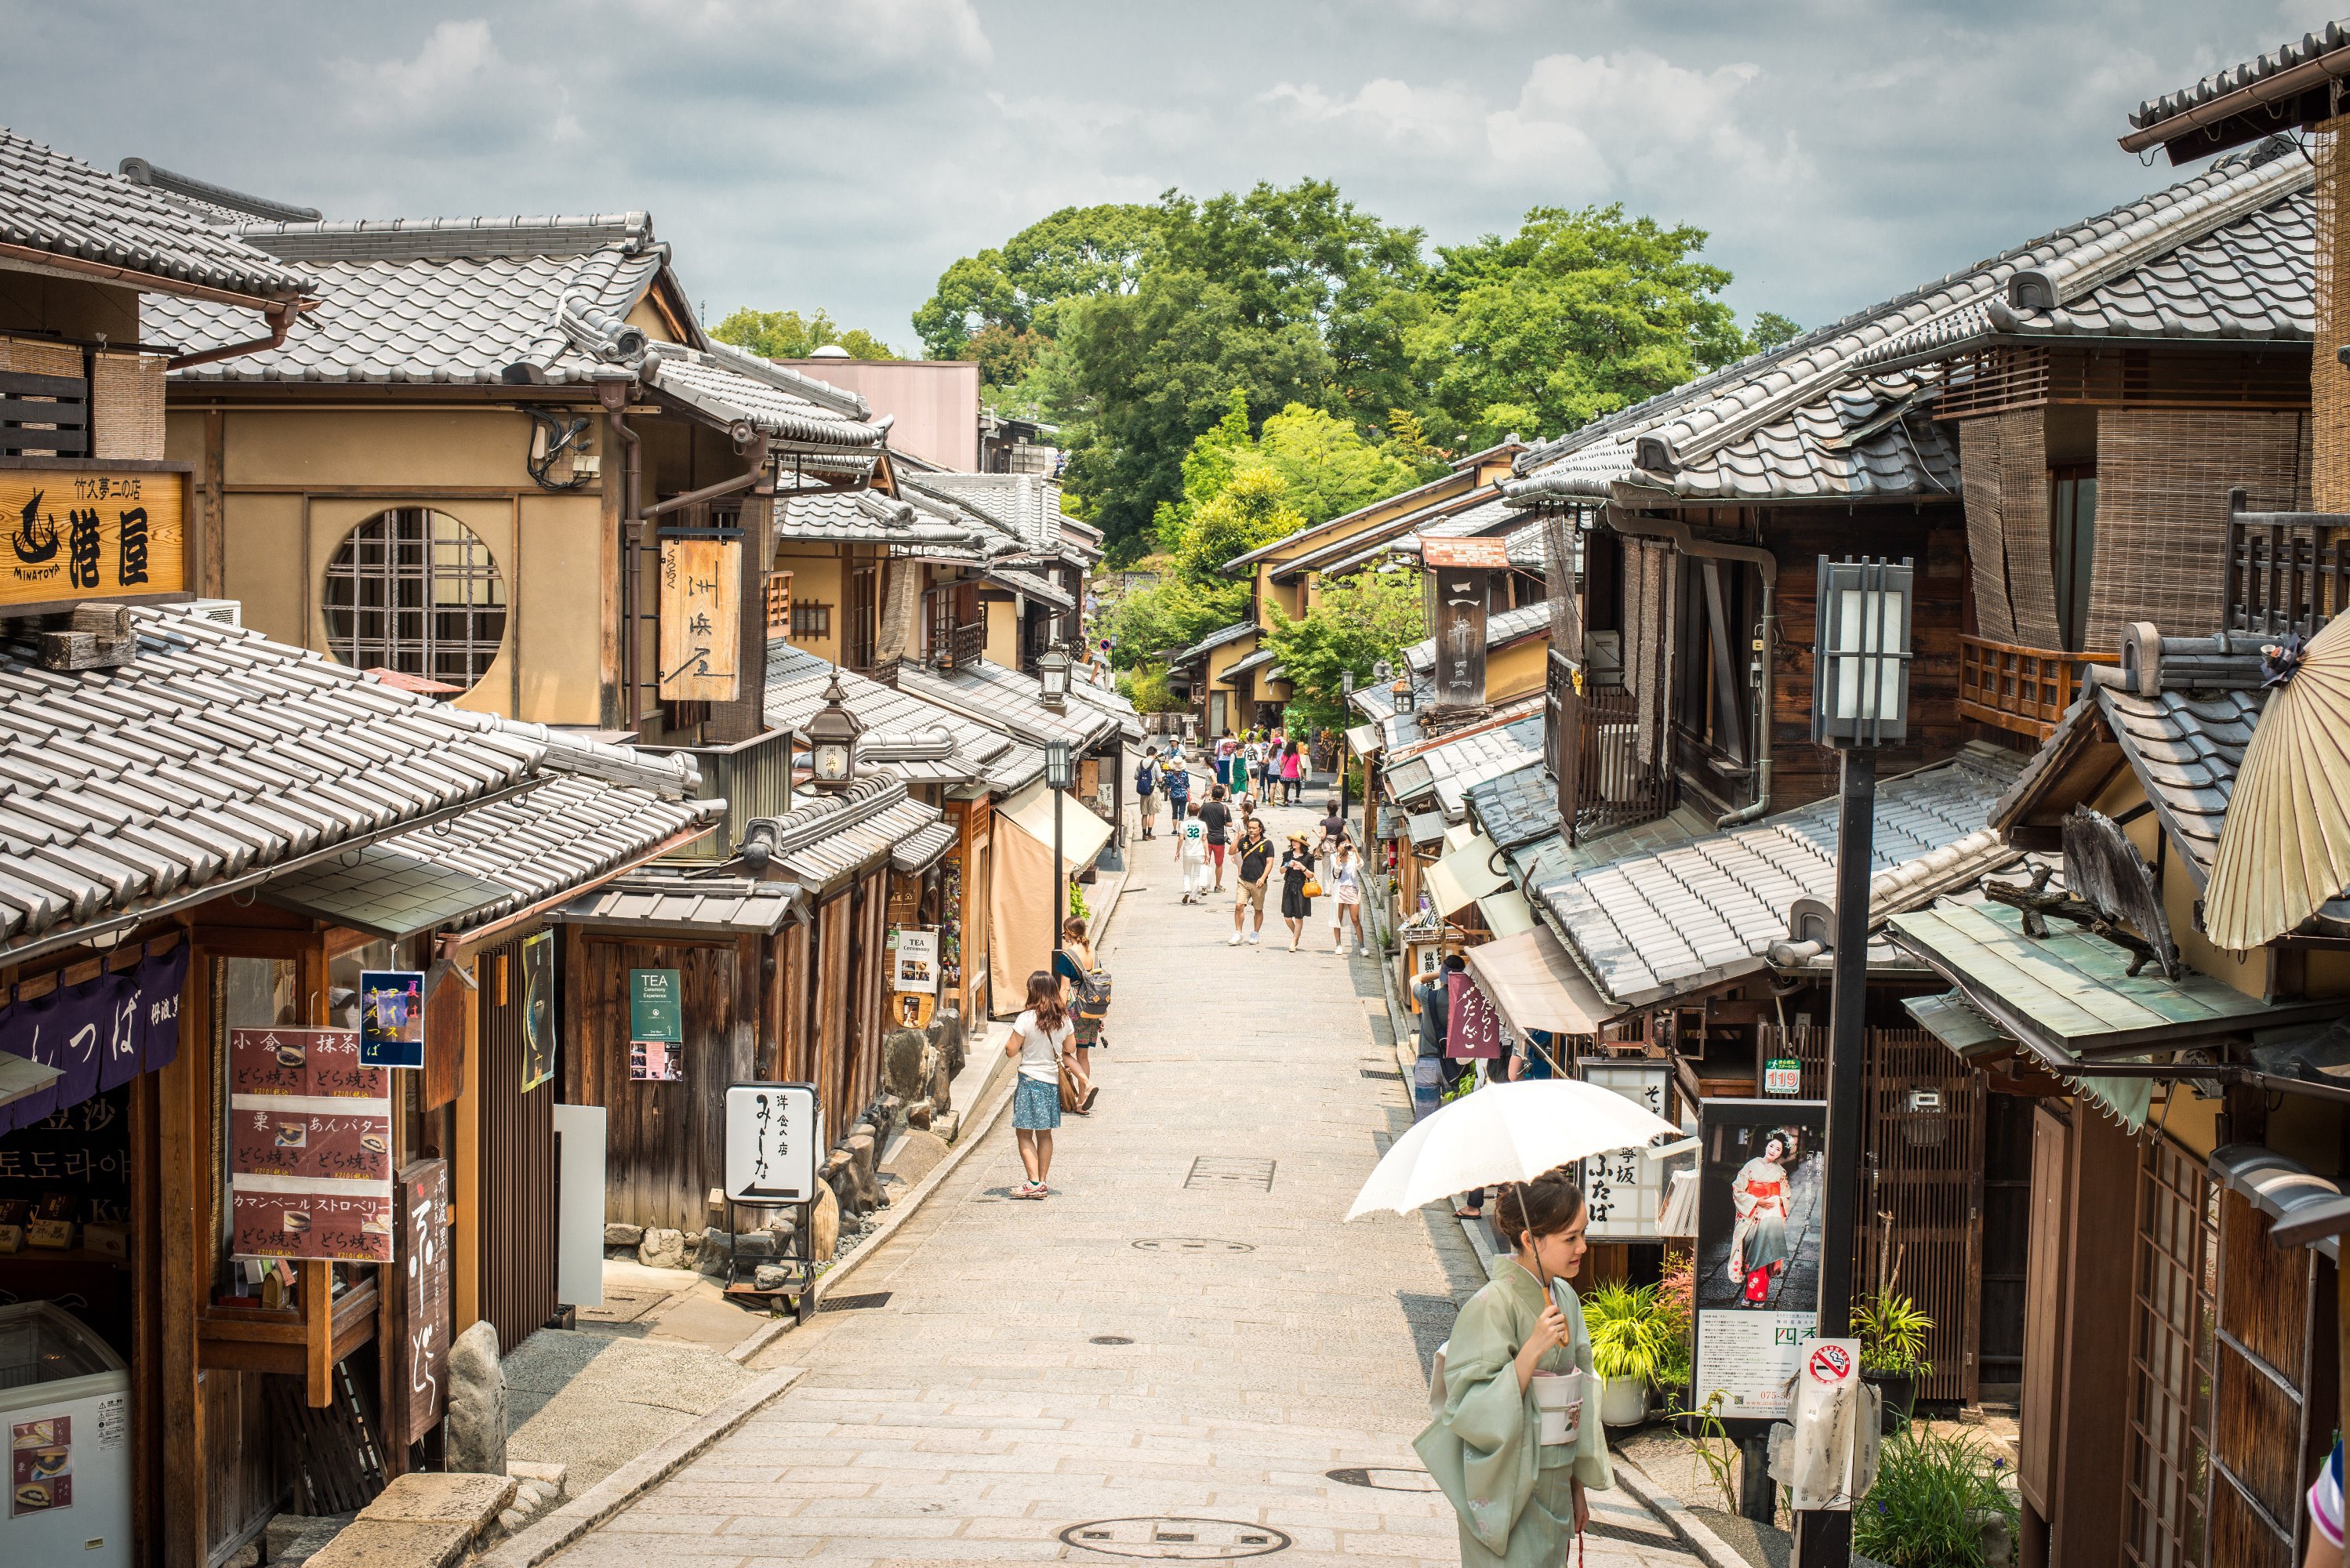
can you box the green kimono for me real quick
[1415,1255,1615,1566]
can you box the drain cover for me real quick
[1090,1335,1134,1345]
[1061,1518,1290,1559]
[1325,1466,1440,1493]
[1130,1239,1255,1254]
[1184,1156,1277,1191]
[816,1291,892,1313]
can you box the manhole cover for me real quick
[1090,1335,1134,1345]
[1130,1239,1255,1254]
[1061,1518,1291,1558]
[1325,1466,1440,1493]
[1184,1156,1276,1191]
[1357,1068,1393,1080]
[817,1291,892,1313]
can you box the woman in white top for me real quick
[1004,969,1074,1199]
[1331,841,1366,956]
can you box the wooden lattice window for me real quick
[765,572,791,638]
[847,564,877,670]
[2123,1134,2218,1568]
[791,601,831,639]
[322,508,507,691]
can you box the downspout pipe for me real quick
[165,299,306,371]
[595,373,642,728]
[1604,506,1778,829]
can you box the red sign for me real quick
[1445,972,1503,1060]
[1807,1343,1854,1384]
[228,1027,393,1262]
[230,1027,380,1098]
[231,1187,394,1263]
[231,1107,392,1185]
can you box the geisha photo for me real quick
[1690,1100,1827,1423]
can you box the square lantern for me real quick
[805,669,864,789]
[1811,555,1914,747]
[1037,644,1072,710]
[1044,739,1076,791]
[1392,677,1416,715]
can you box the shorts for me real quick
[1237,879,1266,910]
[1014,1075,1062,1130]
[1209,844,1227,871]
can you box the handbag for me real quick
[1302,878,1323,898]
[1059,1055,1084,1112]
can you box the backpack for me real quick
[1135,760,1157,795]
[1073,965,1113,1023]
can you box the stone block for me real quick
[755,1262,792,1290]
[602,1222,643,1247]
[811,1180,841,1259]
[906,1102,933,1130]
[637,1226,687,1269]
[881,1127,950,1189]
[362,1471,515,1526]
[302,1519,473,1568]
[692,1225,732,1273]
[265,1511,357,1566]
[507,1458,568,1492]
[732,1228,776,1258]
[881,1026,927,1098]
[442,1321,507,1476]
[932,1109,963,1145]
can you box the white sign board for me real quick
[724,1083,821,1205]
[550,1104,605,1308]
[893,928,939,996]
[1577,1059,1672,1240]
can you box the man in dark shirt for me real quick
[1228,818,1273,946]
[1198,786,1233,891]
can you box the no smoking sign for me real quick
[1807,1341,1857,1386]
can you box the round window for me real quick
[322,508,507,691]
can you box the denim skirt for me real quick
[1014,1075,1062,1130]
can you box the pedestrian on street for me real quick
[1214,730,1237,793]
[1053,916,1102,1111]
[1164,747,1192,826]
[1418,954,1484,1221]
[1313,800,1350,949]
[1416,1166,1611,1566]
[1199,786,1233,892]
[1175,801,1210,902]
[1280,739,1304,805]
[1331,839,1365,955]
[1278,832,1315,951]
[1005,970,1074,1198]
[1229,816,1273,946]
[1135,746,1160,840]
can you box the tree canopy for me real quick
[1259,568,1426,735]
[710,307,895,361]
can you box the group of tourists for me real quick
[1003,913,1113,1200]
[1134,742,1369,953]
[1209,728,1307,806]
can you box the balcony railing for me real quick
[936,619,986,671]
[2225,494,2350,640]
[0,369,89,458]
[1552,650,1676,845]
[1958,635,2116,739]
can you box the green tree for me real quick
[912,203,1157,358]
[1178,466,1305,579]
[1100,568,1251,670]
[1250,403,1437,527]
[1747,310,1803,352]
[968,322,1048,387]
[711,307,895,361]
[1259,567,1426,732]
[1417,205,1745,447]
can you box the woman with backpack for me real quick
[1053,915,1104,1112]
[1004,969,1074,1198]
[1279,832,1316,951]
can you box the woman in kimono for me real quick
[1418,1166,1613,1567]
[1728,1130,1796,1305]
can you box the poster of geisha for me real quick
[1691,1098,1827,1426]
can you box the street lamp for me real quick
[1339,670,1356,819]
[805,669,863,792]
[1391,677,1415,715]
[1037,644,1072,711]
[1796,556,1913,1568]
[1045,739,1074,955]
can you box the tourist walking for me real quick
[1331,838,1366,955]
[1199,786,1233,892]
[1004,970,1075,1198]
[1052,916,1103,1112]
[1164,746,1192,827]
[1229,816,1273,946]
[1214,731,1237,793]
[1278,833,1315,950]
[1175,800,1210,902]
[1313,800,1350,950]
[1280,739,1304,805]
[1135,746,1161,840]
[1416,1167,1611,1566]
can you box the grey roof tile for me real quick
[2130,23,2349,132]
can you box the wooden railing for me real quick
[1553,649,1677,844]
[0,369,89,457]
[2225,496,2350,640]
[1958,635,2116,739]
[937,619,986,671]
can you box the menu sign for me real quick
[11,1415,71,1516]
[227,1027,394,1262]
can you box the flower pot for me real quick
[1599,1372,1650,1428]
[1861,1370,1916,1434]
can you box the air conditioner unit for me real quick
[183,599,242,627]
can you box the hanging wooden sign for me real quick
[1431,568,1490,708]
[397,1158,452,1447]
[658,536,740,701]
[0,466,187,611]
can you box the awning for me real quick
[1346,721,1385,758]
[891,819,958,876]
[1461,924,1617,1038]
[1477,888,1538,938]
[1426,832,1509,917]
[979,564,1074,612]
[997,779,1115,869]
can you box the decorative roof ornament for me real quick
[2206,613,2350,950]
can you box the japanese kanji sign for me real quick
[398,1160,452,1447]
[227,1027,394,1262]
[0,468,186,608]
[658,536,739,702]
[724,1082,819,1205]
[1430,568,1489,708]
[1577,1059,1673,1241]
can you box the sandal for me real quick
[1015,1181,1043,1199]
[1081,1086,1101,1113]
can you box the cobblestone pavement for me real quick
[549,793,1693,1566]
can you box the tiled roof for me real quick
[1219,647,1279,684]
[754,775,943,888]
[897,659,1121,751]
[644,345,892,452]
[1381,708,1546,820]
[762,642,1022,789]
[552,871,804,935]
[2129,23,2350,134]
[1464,761,1561,851]
[1069,671,1144,741]
[775,488,980,549]
[891,819,958,875]
[1309,492,1520,577]
[903,472,1063,552]
[1536,746,2025,1007]
[1403,601,1551,674]
[1164,619,1257,666]
[0,607,695,960]
[980,565,1074,612]
[1508,149,2308,507]
[0,128,315,301]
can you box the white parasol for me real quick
[1346,1079,1678,1220]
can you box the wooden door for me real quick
[474,935,555,1351]
[1857,1029,1985,1404]
[1976,1092,2035,1395]
[2019,1105,2071,1519]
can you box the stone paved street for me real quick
[547,790,1694,1567]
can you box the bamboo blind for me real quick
[1998,411,2062,648]
[90,351,166,461]
[2091,408,2310,645]
[1960,419,2016,640]
[0,336,80,378]
[2315,114,2350,510]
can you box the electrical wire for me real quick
[521,407,594,492]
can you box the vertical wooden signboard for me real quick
[1423,539,1506,710]
[659,537,741,701]
[398,1158,452,1447]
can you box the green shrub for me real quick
[1582,1281,1679,1384]
[1854,1290,1934,1379]
[1853,1429,2017,1568]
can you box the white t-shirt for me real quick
[1013,1008,1073,1083]
[1178,818,1208,860]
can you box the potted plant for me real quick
[1652,1248,1694,1416]
[1854,1290,1934,1432]
[1582,1281,1676,1427]
[1851,1428,2017,1568]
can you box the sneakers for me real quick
[1228,932,1242,946]
[1247,932,1259,946]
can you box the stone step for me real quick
[302,1473,516,1568]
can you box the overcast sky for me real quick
[3,2,2337,353]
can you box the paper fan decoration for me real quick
[2205,616,2350,951]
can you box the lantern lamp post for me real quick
[1038,644,1072,711]
[1044,739,1074,953]
[1793,556,1912,1568]
[805,670,863,792]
